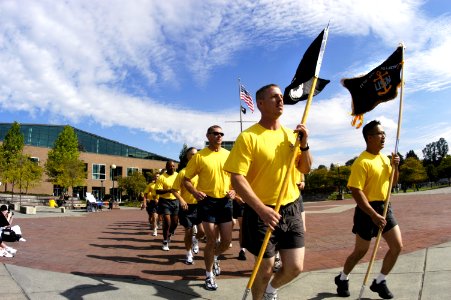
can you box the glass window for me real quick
[92,164,106,180]
[127,167,139,176]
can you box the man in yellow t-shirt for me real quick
[335,120,400,299]
[183,125,235,291]
[156,160,178,251]
[172,147,205,265]
[142,173,160,236]
[223,84,312,300]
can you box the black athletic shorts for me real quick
[157,198,179,216]
[243,198,305,258]
[352,201,398,241]
[198,196,233,224]
[179,204,202,228]
[233,199,245,219]
[145,200,158,214]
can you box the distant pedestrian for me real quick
[156,161,179,251]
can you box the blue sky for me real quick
[1,0,450,168]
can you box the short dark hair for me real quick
[207,125,222,134]
[0,204,7,212]
[256,84,279,101]
[362,120,381,142]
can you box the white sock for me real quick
[206,271,213,278]
[214,255,218,261]
[163,240,167,244]
[241,248,246,252]
[375,273,386,284]
[187,250,193,257]
[340,271,349,281]
[265,282,277,294]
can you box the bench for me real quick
[72,203,87,209]
[20,206,37,214]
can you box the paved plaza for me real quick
[1,188,451,299]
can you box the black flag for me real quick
[283,29,330,104]
[342,46,403,116]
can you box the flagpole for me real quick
[238,78,243,132]
[242,25,329,300]
[358,44,405,300]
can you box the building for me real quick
[0,123,175,200]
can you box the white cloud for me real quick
[1,0,450,163]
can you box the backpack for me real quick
[1,228,20,242]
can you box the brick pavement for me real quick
[3,192,451,282]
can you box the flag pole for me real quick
[238,78,244,132]
[358,43,405,299]
[242,25,329,300]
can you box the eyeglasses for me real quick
[209,131,224,137]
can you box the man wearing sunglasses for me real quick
[224,84,312,300]
[183,125,236,291]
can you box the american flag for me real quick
[240,84,254,113]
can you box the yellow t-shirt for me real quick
[184,147,231,198]
[155,172,178,200]
[172,168,198,205]
[347,151,392,202]
[223,123,301,206]
[144,182,158,202]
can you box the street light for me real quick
[111,164,116,201]
[336,163,344,200]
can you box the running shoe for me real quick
[162,242,169,251]
[238,249,247,261]
[5,246,17,255]
[273,254,282,273]
[185,255,194,265]
[205,276,218,291]
[334,274,350,297]
[192,236,199,254]
[0,249,13,258]
[213,259,221,276]
[263,290,278,300]
[370,279,394,299]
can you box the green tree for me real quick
[399,157,428,189]
[117,171,147,201]
[0,122,24,201]
[177,143,188,171]
[423,138,448,167]
[405,150,419,160]
[437,155,451,184]
[45,126,85,201]
[21,157,44,194]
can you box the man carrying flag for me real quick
[334,120,401,299]
[224,84,312,300]
[336,46,405,299]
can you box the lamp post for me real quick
[336,164,344,200]
[111,164,116,201]
[100,180,104,201]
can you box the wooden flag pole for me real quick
[242,76,318,300]
[358,44,405,300]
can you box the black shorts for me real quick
[157,198,179,216]
[352,201,398,241]
[233,199,245,219]
[198,196,233,224]
[243,199,305,258]
[179,204,202,228]
[145,200,158,214]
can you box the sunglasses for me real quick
[209,131,224,137]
